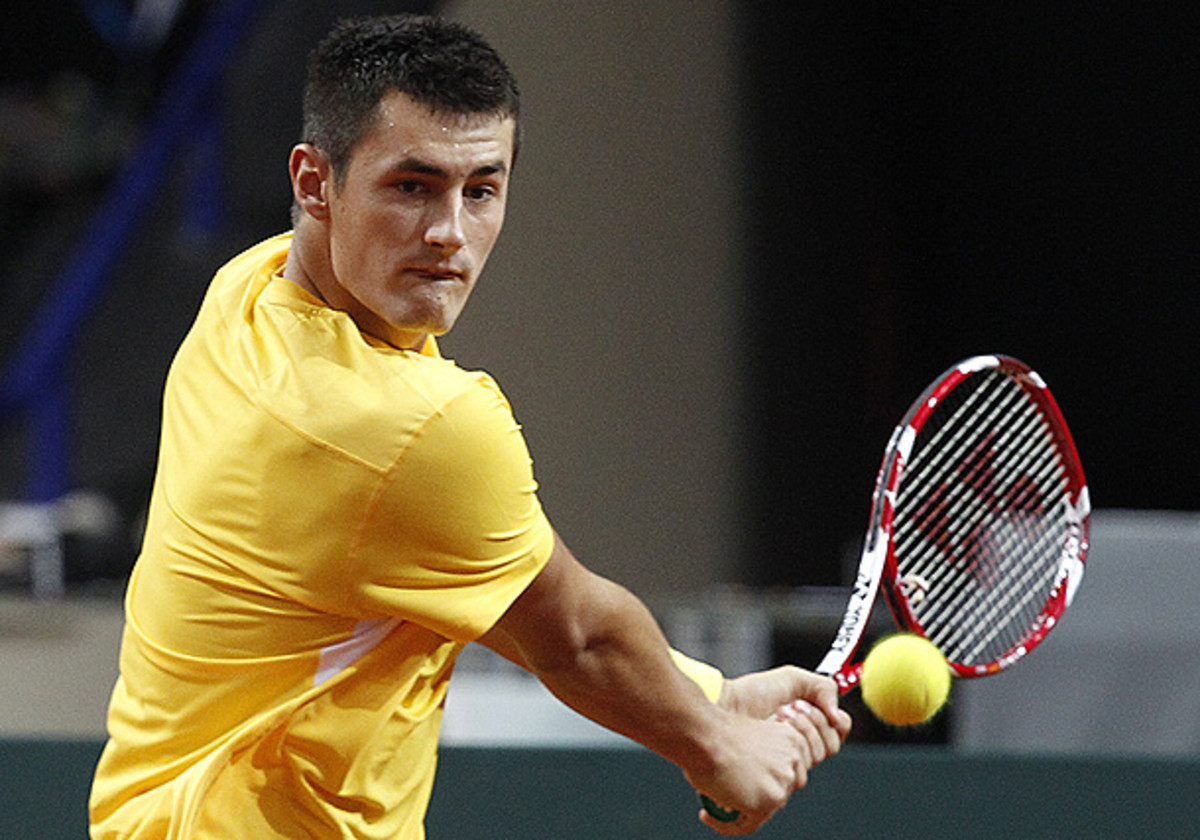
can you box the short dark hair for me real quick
[301,14,521,183]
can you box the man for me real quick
[90,14,851,839]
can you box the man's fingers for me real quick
[814,679,855,740]
[798,698,844,761]
[776,699,843,773]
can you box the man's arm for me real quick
[479,533,848,835]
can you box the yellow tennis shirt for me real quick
[89,233,556,839]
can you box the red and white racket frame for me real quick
[817,355,1090,692]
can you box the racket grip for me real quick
[700,794,739,823]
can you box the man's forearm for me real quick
[482,540,730,773]
[481,606,724,704]
[518,574,727,769]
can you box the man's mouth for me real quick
[411,266,464,281]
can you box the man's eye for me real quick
[396,180,426,194]
[466,184,497,201]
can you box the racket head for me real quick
[876,355,1089,678]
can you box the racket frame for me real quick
[816,354,1089,690]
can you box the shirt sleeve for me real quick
[670,649,726,703]
[342,374,555,641]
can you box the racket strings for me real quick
[903,472,1064,658]
[922,496,1067,661]
[896,395,1048,558]
[891,372,1072,666]
[895,372,1040,556]
[909,449,1068,662]
[899,375,1018,493]
[911,507,1066,666]
[939,520,1066,662]
[897,412,1058,583]
[907,450,1067,662]
[900,452,1059,624]
[899,375,1040,515]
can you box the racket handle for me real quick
[700,794,739,823]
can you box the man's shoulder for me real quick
[256,332,505,473]
[184,233,513,471]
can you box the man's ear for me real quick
[289,143,333,221]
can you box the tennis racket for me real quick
[703,354,1090,822]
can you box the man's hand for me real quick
[720,665,853,739]
[689,666,852,834]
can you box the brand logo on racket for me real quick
[912,430,1050,588]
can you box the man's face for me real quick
[323,91,515,350]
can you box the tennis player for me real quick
[89,14,851,839]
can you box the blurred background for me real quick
[1,1,1198,834]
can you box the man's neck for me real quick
[281,225,430,352]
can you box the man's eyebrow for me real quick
[392,157,508,178]
[471,161,508,178]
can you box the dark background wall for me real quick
[740,3,1200,586]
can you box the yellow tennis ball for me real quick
[860,633,952,726]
